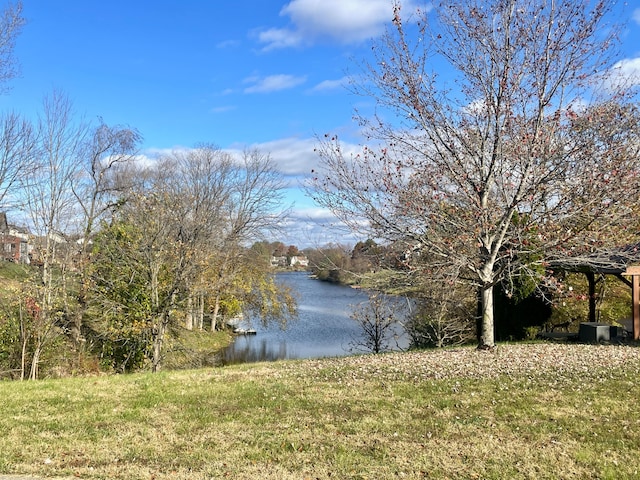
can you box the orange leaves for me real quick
[24,296,41,320]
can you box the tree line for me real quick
[1,126,296,377]
[0,3,295,378]
[3,0,640,377]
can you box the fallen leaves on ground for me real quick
[267,343,640,385]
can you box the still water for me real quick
[221,271,410,364]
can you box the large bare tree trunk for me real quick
[480,285,495,348]
[196,296,204,330]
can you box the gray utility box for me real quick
[579,322,611,343]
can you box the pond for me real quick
[220,271,411,365]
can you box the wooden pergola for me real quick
[549,245,640,340]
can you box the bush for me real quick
[349,293,405,353]
[405,284,476,349]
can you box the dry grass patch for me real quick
[0,343,639,479]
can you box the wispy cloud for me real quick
[604,57,640,91]
[257,28,303,50]
[216,39,240,49]
[258,0,428,51]
[243,74,307,93]
[226,137,318,176]
[633,8,640,25]
[615,57,640,81]
[278,206,366,248]
[309,76,351,93]
[228,135,363,177]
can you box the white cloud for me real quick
[259,0,427,50]
[260,137,319,176]
[309,76,351,93]
[293,206,339,221]
[567,98,589,114]
[604,57,640,91]
[615,57,640,82]
[633,9,640,25]
[229,136,363,177]
[278,206,366,248]
[143,138,368,247]
[243,74,307,93]
[227,137,318,176]
[131,152,161,169]
[257,27,303,50]
[462,98,489,116]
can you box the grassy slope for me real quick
[0,261,33,298]
[0,343,639,480]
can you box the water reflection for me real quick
[223,337,292,364]
[220,272,410,365]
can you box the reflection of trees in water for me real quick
[221,338,290,365]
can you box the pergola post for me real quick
[586,272,597,323]
[623,266,640,341]
[632,275,640,341]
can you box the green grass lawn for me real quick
[1,343,639,479]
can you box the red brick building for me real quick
[0,212,31,264]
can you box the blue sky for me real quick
[2,1,640,248]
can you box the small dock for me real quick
[233,328,257,335]
[226,314,256,335]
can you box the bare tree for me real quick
[405,267,476,348]
[0,1,28,206]
[0,1,32,210]
[208,149,293,328]
[166,145,235,332]
[169,146,292,332]
[0,111,36,210]
[73,121,143,242]
[349,292,405,354]
[0,0,25,92]
[310,1,640,348]
[89,146,294,372]
[22,90,88,378]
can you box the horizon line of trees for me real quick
[0,2,301,379]
[1,125,297,378]
[1,140,299,377]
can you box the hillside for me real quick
[0,261,34,291]
[0,343,639,479]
